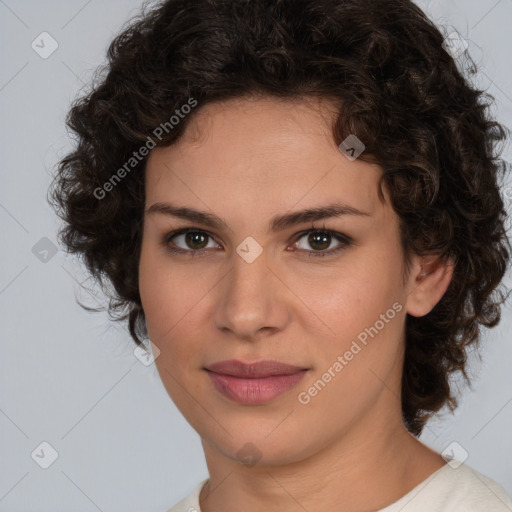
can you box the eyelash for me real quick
[161,227,353,258]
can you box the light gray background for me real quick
[1,0,511,510]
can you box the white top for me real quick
[165,463,512,512]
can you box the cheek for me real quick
[139,244,182,350]
[317,261,399,333]
[138,244,218,378]
[138,249,204,403]
[296,271,405,422]
[310,248,405,371]
[139,243,196,337]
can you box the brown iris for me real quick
[307,232,331,251]
[185,231,209,250]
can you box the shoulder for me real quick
[165,478,209,512]
[164,467,512,512]
[380,463,512,512]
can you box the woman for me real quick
[50,0,512,510]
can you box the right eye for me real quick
[162,228,221,255]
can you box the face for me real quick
[139,95,421,467]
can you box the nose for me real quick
[212,245,290,342]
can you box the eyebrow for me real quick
[145,201,371,232]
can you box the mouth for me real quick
[204,359,309,404]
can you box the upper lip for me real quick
[205,359,307,378]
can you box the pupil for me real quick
[186,232,207,249]
[309,232,330,251]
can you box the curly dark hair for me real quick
[49,0,511,436]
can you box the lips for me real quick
[206,359,306,378]
[205,359,308,404]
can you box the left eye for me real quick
[292,230,352,257]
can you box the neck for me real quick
[199,400,445,512]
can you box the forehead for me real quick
[150,95,344,173]
[144,96,386,223]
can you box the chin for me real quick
[199,417,322,469]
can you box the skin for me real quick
[139,95,454,512]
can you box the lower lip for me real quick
[206,370,307,404]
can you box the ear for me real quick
[405,254,454,318]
